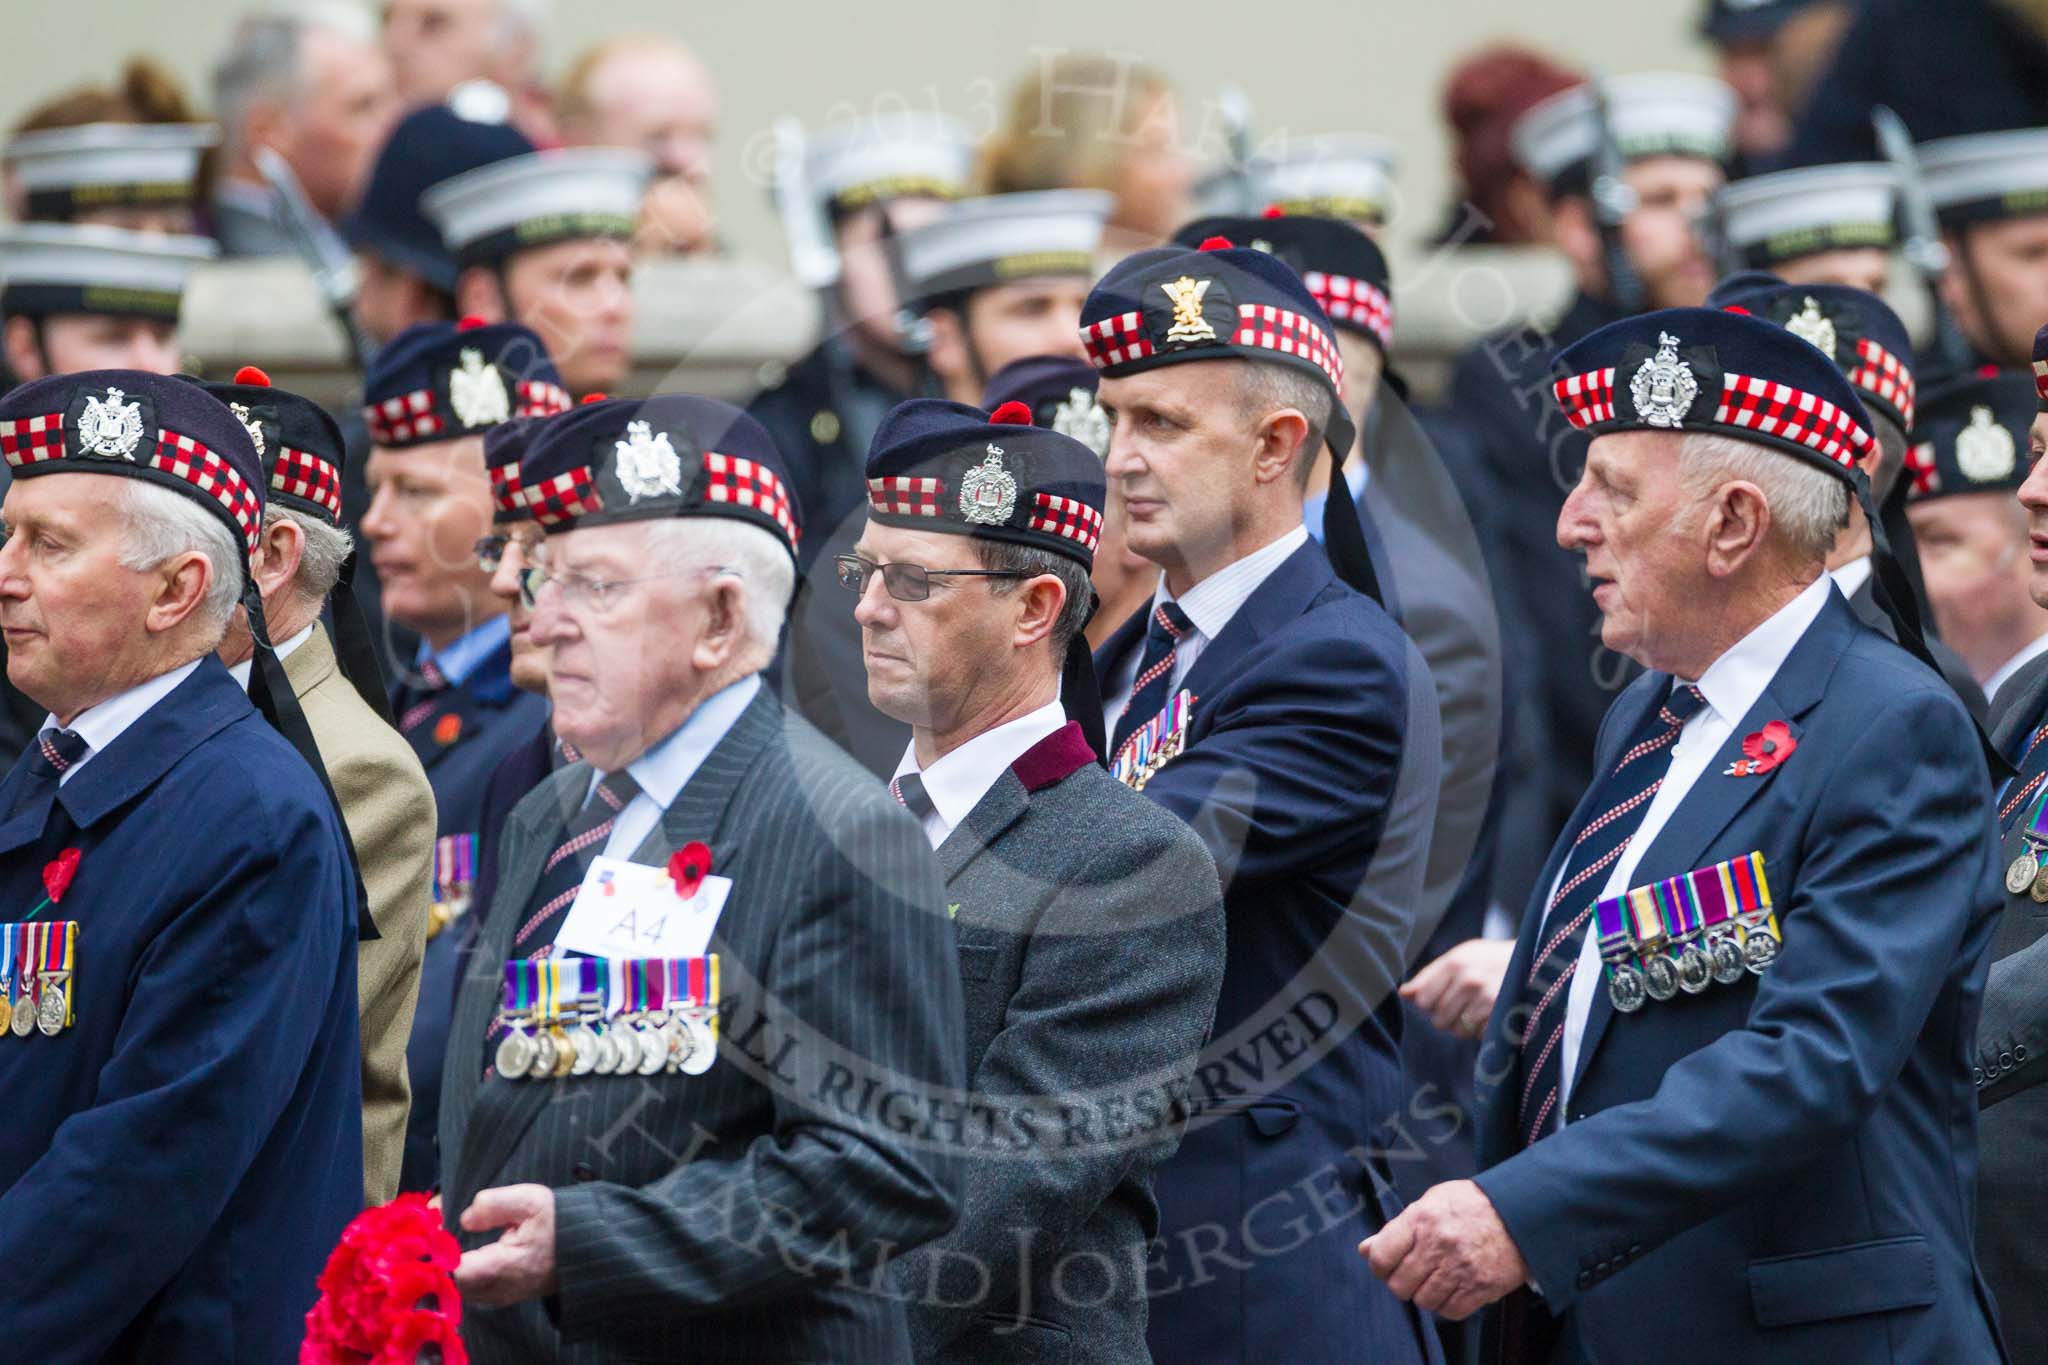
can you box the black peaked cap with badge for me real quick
[1713,162,1899,271]
[361,317,570,449]
[1079,235,1384,603]
[865,396,1109,759]
[513,394,802,560]
[1903,367,2039,505]
[1706,271,1919,434]
[980,355,1109,461]
[3,121,217,223]
[0,222,215,325]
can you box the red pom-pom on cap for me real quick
[1979,362,2003,379]
[1197,235,1234,252]
[232,365,271,387]
[580,392,608,404]
[989,400,1033,425]
[1722,305,1752,316]
[456,315,487,331]
[1262,204,1286,219]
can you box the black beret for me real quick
[980,355,1108,459]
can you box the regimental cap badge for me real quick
[229,401,265,458]
[1629,331,1700,429]
[613,419,683,502]
[1956,404,2017,482]
[958,442,1019,525]
[1050,387,1110,460]
[1161,275,1218,345]
[78,386,145,460]
[449,347,511,428]
[1784,296,1838,359]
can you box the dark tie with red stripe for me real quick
[890,771,937,823]
[1514,682,1708,1149]
[509,769,642,957]
[397,658,448,735]
[1110,600,1195,757]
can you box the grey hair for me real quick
[212,15,307,150]
[494,0,550,49]
[117,481,243,638]
[640,518,793,672]
[267,504,355,606]
[1236,361,1331,484]
[1676,431,1850,566]
[973,540,1094,656]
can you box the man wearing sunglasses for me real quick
[848,396,1224,1361]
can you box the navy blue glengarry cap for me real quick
[2035,323,2048,414]
[344,98,535,292]
[195,364,347,523]
[866,397,1105,569]
[361,317,569,448]
[486,411,563,525]
[1706,273,1917,433]
[980,355,1107,460]
[1550,305,1877,484]
[0,368,264,560]
[517,394,801,558]
[1080,236,1355,459]
[1903,368,2038,503]
[1172,209,1394,353]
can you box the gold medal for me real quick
[550,1025,575,1078]
[2031,867,2048,904]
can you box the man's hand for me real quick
[1360,1179,1527,1320]
[1401,939,1516,1039]
[455,1184,559,1308]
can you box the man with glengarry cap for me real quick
[439,393,964,1363]
[0,369,362,1359]
[1369,306,2006,1364]
[851,395,1224,1361]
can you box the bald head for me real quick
[558,37,716,185]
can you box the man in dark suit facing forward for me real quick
[440,393,965,1362]
[850,394,1225,1361]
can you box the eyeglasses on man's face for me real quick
[834,553,1025,602]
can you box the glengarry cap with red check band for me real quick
[361,316,570,449]
[1705,272,1919,435]
[0,369,378,938]
[1901,368,2038,505]
[864,395,1110,760]
[2034,323,2048,414]
[512,393,801,561]
[194,364,392,723]
[1078,236,1384,605]
[1173,208,1396,357]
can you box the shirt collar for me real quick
[43,657,204,772]
[1153,524,1310,642]
[601,673,762,811]
[229,622,317,692]
[1688,575,1833,726]
[1826,555,1872,601]
[1987,631,2048,704]
[416,614,511,687]
[893,698,1067,833]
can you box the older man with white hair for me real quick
[0,369,362,1357]
[439,394,964,1363]
[1368,308,2006,1362]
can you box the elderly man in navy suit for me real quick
[1082,237,1444,1363]
[1366,308,2007,1363]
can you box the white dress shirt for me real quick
[1101,524,1310,736]
[1826,555,1872,604]
[596,673,761,858]
[39,657,204,785]
[227,622,318,691]
[1985,631,2048,705]
[891,698,1067,849]
[1543,573,1831,1115]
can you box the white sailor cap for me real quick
[0,221,216,323]
[1918,127,2048,227]
[1250,134,1400,225]
[1716,162,1899,267]
[1511,73,1736,187]
[3,122,218,220]
[421,147,654,267]
[805,111,975,213]
[896,190,1113,305]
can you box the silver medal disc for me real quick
[591,1026,620,1075]
[1608,963,1648,1013]
[634,1020,666,1076]
[11,993,35,1037]
[567,1024,600,1076]
[1743,926,1781,974]
[526,1030,558,1080]
[494,1029,535,1080]
[35,981,66,1036]
[2010,851,2040,896]
[610,1021,641,1074]
[1676,945,1711,995]
[678,1013,716,1075]
[1709,933,1748,985]
[1643,953,1680,1002]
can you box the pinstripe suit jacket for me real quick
[441,686,967,1363]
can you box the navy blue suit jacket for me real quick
[0,659,361,1361]
[1473,590,2005,1363]
[1096,538,1444,1365]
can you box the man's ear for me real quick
[145,550,216,636]
[689,574,746,672]
[1252,408,1311,486]
[253,514,304,603]
[1703,479,1772,578]
[2,317,46,382]
[454,266,510,323]
[1011,573,1066,650]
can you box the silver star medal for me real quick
[449,347,511,428]
[77,386,145,460]
[959,443,1018,525]
[614,419,683,502]
[1783,297,1837,358]
[1629,331,1699,429]
[229,402,265,457]
[1956,405,2016,483]
[1050,387,1111,460]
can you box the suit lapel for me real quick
[934,773,1029,884]
[1174,543,1333,729]
[1568,596,1852,1095]
[1990,652,2048,763]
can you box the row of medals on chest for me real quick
[2006,834,2048,903]
[1607,908,1781,1014]
[495,992,715,1081]
[0,967,69,1039]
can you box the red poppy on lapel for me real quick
[1725,720,1796,777]
[41,848,80,904]
[669,841,713,900]
[433,713,463,746]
